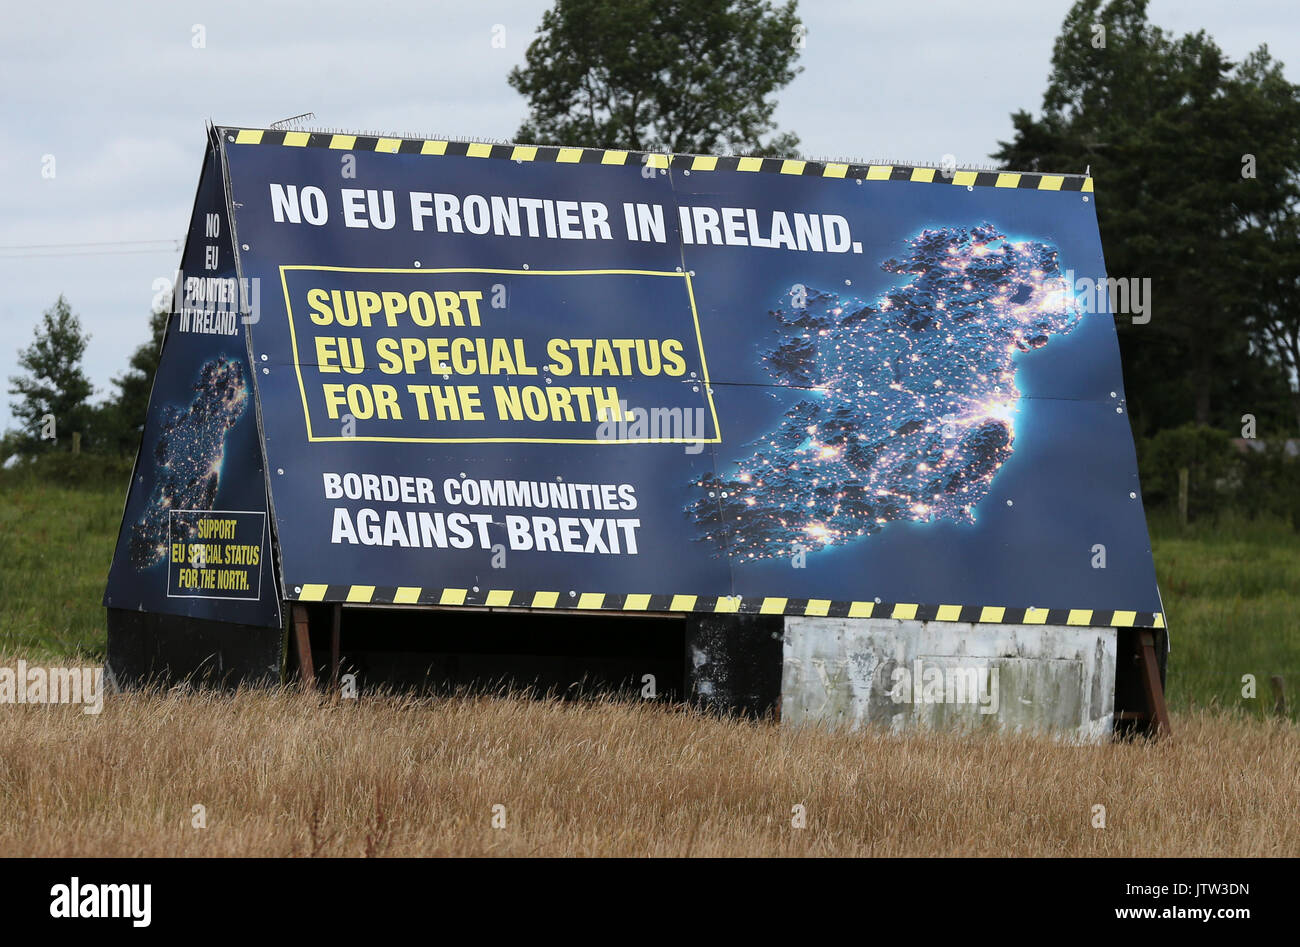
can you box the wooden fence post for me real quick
[1177,467,1189,527]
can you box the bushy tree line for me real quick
[994,0,1300,438]
[1138,424,1300,525]
[3,296,165,464]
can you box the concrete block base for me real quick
[782,617,1117,742]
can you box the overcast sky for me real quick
[2,0,1296,433]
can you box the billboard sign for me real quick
[106,127,1165,631]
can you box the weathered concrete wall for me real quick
[781,618,1116,742]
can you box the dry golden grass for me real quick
[0,676,1295,857]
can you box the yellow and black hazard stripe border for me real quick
[222,128,1093,193]
[287,585,1162,628]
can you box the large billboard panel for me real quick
[213,128,1162,628]
[104,137,281,628]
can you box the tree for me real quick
[1252,220,1300,431]
[994,0,1300,436]
[97,307,169,455]
[509,0,803,156]
[1241,111,1300,432]
[6,295,94,455]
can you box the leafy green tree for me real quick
[1246,198,1300,432]
[97,307,169,455]
[994,0,1300,436]
[6,295,94,455]
[509,0,803,156]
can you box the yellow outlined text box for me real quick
[278,266,721,444]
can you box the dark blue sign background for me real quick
[104,143,280,627]
[220,134,1161,619]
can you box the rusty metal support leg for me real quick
[1138,630,1172,739]
[292,604,315,688]
[330,604,341,691]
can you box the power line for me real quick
[0,247,183,259]
[0,238,180,250]
[0,237,184,260]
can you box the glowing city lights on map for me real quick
[129,357,249,568]
[689,223,1082,561]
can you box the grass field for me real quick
[1150,511,1300,718]
[0,686,1293,857]
[0,474,123,663]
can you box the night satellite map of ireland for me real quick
[691,223,1081,561]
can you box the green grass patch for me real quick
[1149,510,1300,720]
[0,456,131,661]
